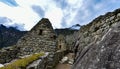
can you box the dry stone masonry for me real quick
[16,18,57,56]
[0,45,20,63]
[57,35,67,51]
[0,18,67,69]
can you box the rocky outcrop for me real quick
[72,8,120,69]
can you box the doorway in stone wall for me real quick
[59,45,62,50]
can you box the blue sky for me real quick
[0,0,120,31]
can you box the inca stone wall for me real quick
[0,18,67,69]
[72,8,120,69]
[0,46,20,63]
[57,35,67,51]
[26,51,67,69]
[16,18,57,56]
[15,18,67,69]
[26,53,49,69]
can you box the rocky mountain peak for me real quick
[0,24,6,28]
[69,24,81,30]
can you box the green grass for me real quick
[0,52,45,69]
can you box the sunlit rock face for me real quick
[72,8,120,69]
[16,18,57,56]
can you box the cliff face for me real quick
[72,8,120,69]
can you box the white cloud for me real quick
[67,0,83,8]
[62,0,83,27]
[19,0,64,29]
[45,7,63,28]
[15,0,64,29]
[0,0,84,30]
[0,1,40,30]
[0,0,120,31]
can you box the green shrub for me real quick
[0,52,44,69]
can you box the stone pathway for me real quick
[54,63,71,69]
[54,53,74,69]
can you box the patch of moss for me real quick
[0,52,44,69]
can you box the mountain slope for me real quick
[55,24,80,36]
[0,24,78,48]
[0,24,27,48]
[55,28,78,36]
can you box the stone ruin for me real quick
[16,18,57,56]
[57,34,67,51]
[0,17,76,69]
[0,18,68,69]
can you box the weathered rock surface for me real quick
[72,8,120,69]
[26,51,67,69]
[26,53,49,69]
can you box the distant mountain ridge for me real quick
[0,24,27,48]
[69,24,81,30]
[55,24,80,36]
[0,24,78,48]
[55,28,78,36]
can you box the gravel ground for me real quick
[54,63,71,69]
[54,53,74,69]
